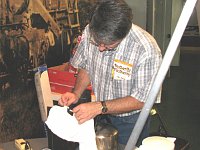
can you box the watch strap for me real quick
[101,101,108,113]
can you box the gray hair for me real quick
[89,0,133,45]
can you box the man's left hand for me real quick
[73,102,102,124]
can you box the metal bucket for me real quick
[95,122,118,150]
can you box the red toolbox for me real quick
[48,63,92,94]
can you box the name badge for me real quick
[112,59,133,80]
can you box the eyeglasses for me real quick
[89,36,121,51]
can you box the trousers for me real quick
[107,112,151,148]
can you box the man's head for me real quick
[89,0,133,51]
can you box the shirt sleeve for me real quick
[70,28,89,70]
[130,52,162,103]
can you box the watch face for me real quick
[102,107,108,113]
[101,101,108,113]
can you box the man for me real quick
[59,0,162,149]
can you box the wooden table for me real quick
[0,138,48,150]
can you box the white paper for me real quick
[45,105,97,150]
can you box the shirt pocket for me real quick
[112,79,132,97]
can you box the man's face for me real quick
[89,36,121,52]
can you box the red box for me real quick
[48,63,92,94]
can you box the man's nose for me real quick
[98,44,106,52]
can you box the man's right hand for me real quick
[58,92,79,106]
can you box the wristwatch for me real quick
[101,101,108,113]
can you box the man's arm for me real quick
[72,68,91,99]
[102,96,144,115]
[73,96,144,124]
[59,68,91,106]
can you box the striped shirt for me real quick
[71,24,162,117]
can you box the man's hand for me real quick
[58,92,79,106]
[73,102,102,124]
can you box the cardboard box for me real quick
[48,63,92,94]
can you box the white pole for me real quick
[125,0,198,149]
[152,0,156,37]
[196,0,200,35]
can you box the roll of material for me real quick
[137,136,176,150]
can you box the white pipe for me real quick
[124,0,198,149]
[152,0,156,37]
[196,0,200,35]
